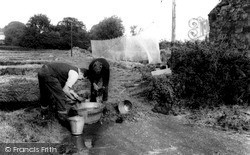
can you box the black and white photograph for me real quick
[0,0,249,154]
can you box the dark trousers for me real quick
[38,65,67,112]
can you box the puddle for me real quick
[59,121,125,155]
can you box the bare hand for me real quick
[75,96,84,102]
[69,90,82,101]
[93,83,99,91]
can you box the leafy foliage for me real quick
[159,40,174,49]
[26,14,51,33]
[4,14,126,49]
[3,21,26,46]
[19,27,40,49]
[53,17,90,49]
[168,41,250,107]
[134,65,176,115]
[89,15,125,40]
[130,25,143,36]
[57,17,86,31]
[140,40,249,130]
[18,15,90,49]
[19,14,53,49]
[140,74,174,104]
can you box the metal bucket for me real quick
[68,116,85,135]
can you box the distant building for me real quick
[0,32,5,45]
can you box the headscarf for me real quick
[93,61,102,74]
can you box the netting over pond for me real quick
[91,35,161,64]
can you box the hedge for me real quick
[167,41,250,108]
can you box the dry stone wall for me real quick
[208,0,250,54]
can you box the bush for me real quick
[168,41,250,107]
[143,75,174,104]
[89,15,125,40]
[138,40,250,131]
[3,21,26,46]
[159,40,183,50]
[135,68,176,114]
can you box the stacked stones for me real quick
[208,0,250,53]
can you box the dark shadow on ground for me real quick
[59,121,116,155]
[0,101,39,111]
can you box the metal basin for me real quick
[118,100,132,114]
[77,102,105,124]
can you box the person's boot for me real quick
[57,110,71,130]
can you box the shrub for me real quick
[168,42,218,99]
[145,75,174,104]
[168,41,250,108]
[135,68,176,114]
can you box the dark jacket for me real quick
[88,58,110,101]
[46,63,78,87]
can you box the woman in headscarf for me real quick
[86,58,110,104]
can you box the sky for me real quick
[0,0,219,41]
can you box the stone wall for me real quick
[208,0,250,53]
